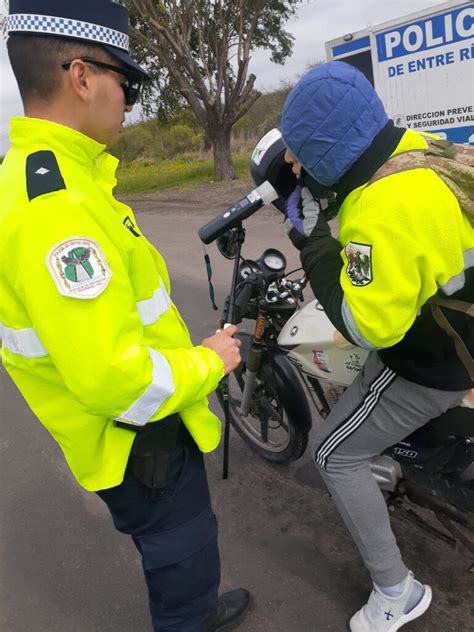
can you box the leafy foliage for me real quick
[126,1,299,119]
[113,82,292,164]
[124,0,301,179]
[115,152,251,194]
[114,119,203,162]
[0,1,7,39]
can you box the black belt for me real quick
[114,413,181,434]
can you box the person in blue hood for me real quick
[281,62,473,631]
[2,2,251,631]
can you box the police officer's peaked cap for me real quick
[8,0,149,78]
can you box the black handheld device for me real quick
[198,181,278,244]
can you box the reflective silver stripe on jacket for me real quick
[137,285,171,326]
[116,348,175,426]
[0,323,48,358]
[341,299,380,351]
[0,284,171,360]
[441,248,474,296]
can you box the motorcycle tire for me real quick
[218,354,308,464]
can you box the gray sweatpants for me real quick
[312,352,466,587]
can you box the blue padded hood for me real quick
[281,62,388,186]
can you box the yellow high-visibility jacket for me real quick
[338,130,473,350]
[301,129,474,390]
[0,117,224,491]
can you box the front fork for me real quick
[239,308,267,419]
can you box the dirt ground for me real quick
[120,179,255,215]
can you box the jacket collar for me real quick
[9,117,119,179]
[333,120,406,207]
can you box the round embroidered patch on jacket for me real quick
[47,238,112,299]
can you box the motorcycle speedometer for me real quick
[262,249,286,272]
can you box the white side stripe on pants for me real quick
[316,367,397,470]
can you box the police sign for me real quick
[326,1,474,145]
[373,3,473,143]
[377,5,473,61]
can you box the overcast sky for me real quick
[0,0,442,155]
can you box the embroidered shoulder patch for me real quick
[345,242,373,287]
[47,238,112,299]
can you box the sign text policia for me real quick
[376,5,473,76]
[326,2,473,143]
[370,2,473,143]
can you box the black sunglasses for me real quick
[62,57,142,106]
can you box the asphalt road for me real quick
[0,185,472,631]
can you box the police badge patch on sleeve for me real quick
[47,238,112,299]
[345,242,373,287]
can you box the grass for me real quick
[116,152,251,195]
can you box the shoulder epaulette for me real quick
[26,151,66,201]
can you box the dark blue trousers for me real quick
[97,427,220,632]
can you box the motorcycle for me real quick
[205,226,474,562]
[198,127,474,561]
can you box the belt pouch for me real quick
[128,415,182,497]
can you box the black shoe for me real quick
[207,588,252,631]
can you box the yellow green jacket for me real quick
[301,129,474,390]
[0,117,224,491]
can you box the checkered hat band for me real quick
[7,14,129,51]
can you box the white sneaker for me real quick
[349,572,432,631]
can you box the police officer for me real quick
[281,62,473,631]
[0,1,250,630]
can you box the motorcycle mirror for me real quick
[216,230,238,260]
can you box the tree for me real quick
[127,0,300,180]
[1,1,8,37]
